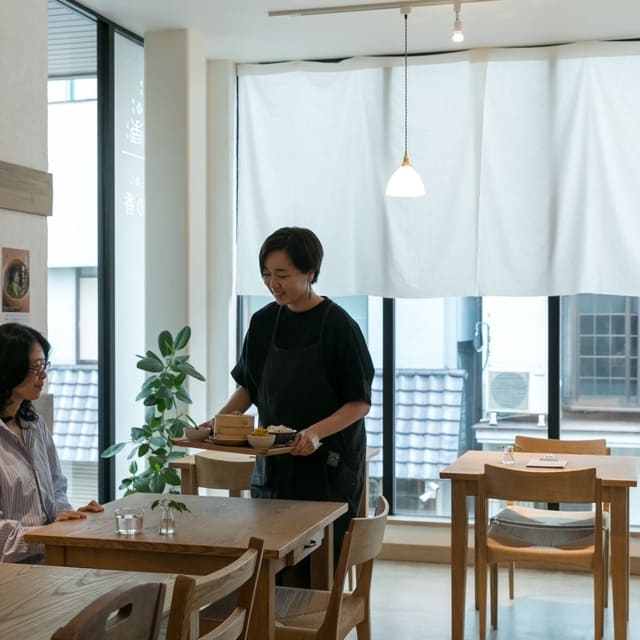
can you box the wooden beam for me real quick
[0,160,53,217]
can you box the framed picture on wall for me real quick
[2,247,30,314]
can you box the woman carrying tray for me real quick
[203,227,374,581]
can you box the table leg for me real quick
[180,463,197,495]
[248,559,277,640]
[609,486,629,640]
[451,480,468,640]
[310,524,334,590]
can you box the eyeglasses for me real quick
[28,361,51,377]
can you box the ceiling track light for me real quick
[452,0,464,42]
[269,0,496,18]
[385,7,425,198]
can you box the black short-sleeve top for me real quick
[232,298,374,411]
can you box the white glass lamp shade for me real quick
[385,154,425,198]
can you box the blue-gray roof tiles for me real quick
[366,369,466,480]
[47,365,99,463]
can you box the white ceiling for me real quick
[75,0,640,63]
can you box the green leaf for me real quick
[129,460,138,474]
[137,357,164,373]
[174,362,206,381]
[149,435,169,448]
[162,467,182,486]
[175,386,192,404]
[149,475,165,493]
[101,442,126,458]
[138,443,149,457]
[158,330,174,357]
[174,326,191,350]
[167,450,187,461]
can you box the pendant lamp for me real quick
[385,7,425,198]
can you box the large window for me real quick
[48,1,99,507]
[561,294,640,525]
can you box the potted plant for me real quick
[101,326,205,502]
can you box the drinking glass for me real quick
[115,508,144,535]
[502,444,516,465]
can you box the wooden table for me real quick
[0,563,176,640]
[26,493,347,640]
[440,450,638,640]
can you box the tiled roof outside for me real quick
[47,365,99,463]
[366,368,467,481]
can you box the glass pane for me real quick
[393,297,483,519]
[560,294,640,527]
[46,14,98,508]
[472,297,549,490]
[113,33,146,492]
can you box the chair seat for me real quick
[490,505,604,549]
[275,587,365,638]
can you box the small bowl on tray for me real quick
[267,425,297,445]
[247,433,276,449]
[184,426,211,442]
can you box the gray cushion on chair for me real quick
[489,505,597,549]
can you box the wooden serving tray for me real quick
[171,437,294,456]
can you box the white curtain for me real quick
[236,41,640,298]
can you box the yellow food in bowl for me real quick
[253,428,271,436]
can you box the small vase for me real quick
[158,505,176,535]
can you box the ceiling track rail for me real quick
[269,0,496,18]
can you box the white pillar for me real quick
[144,29,206,347]
[206,59,237,413]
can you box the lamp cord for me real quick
[403,12,408,158]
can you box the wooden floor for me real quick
[348,561,640,639]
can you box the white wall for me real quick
[0,0,48,332]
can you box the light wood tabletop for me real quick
[440,450,639,640]
[0,563,176,640]
[26,493,347,640]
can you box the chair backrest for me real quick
[514,435,609,455]
[319,495,389,636]
[165,537,264,640]
[195,453,255,497]
[483,463,601,507]
[51,582,166,640]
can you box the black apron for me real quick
[251,301,365,550]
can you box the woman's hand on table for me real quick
[55,500,103,521]
[291,428,321,456]
[78,499,104,513]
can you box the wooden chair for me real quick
[51,582,166,640]
[165,537,264,640]
[505,435,610,605]
[274,495,389,640]
[476,464,605,640]
[170,451,255,497]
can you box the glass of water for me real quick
[502,444,516,465]
[115,508,144,535]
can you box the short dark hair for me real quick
[0,323,51,420]
[259,227,324,284]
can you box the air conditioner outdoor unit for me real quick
[486,370,547,414]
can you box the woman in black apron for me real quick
[209,227,374,579]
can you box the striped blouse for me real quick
[0,414,73,562]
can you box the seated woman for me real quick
[0,322,103,563]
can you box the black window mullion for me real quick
[97,18,115,503]
[382,298,396,514]
[548,296,560,439]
